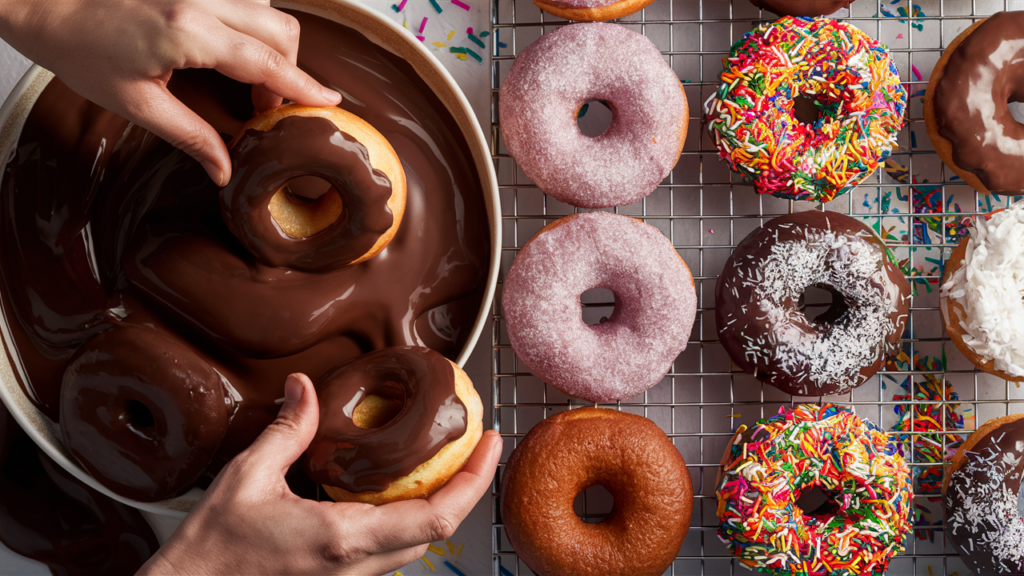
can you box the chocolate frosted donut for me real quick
[716,211,910,396]
[59,325,232,502]
[749,0,855,16]
[944,413,1024,574]
[501,408,692,576]
[221,106,406,271]
[926,11,1024,194]
[304,347,482,505]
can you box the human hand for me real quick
[137,374,502,576]
[0,0,341,186]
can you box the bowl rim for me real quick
[0,0,500,518]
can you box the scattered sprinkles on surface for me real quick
[717,404,913,576]
[704,17,906,202]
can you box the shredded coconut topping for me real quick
[940,202,1024,377]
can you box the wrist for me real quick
[0,0,66,61]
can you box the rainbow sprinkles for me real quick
[704,17,907,203]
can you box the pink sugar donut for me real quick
[502,212,697,403]
[499,23,688,209]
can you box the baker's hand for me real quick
[0,0,341,186]
[137,374,502,576]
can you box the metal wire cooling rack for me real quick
[490,1,1024,574]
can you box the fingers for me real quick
[126,81,231,185]
[363,430,502,552]
[240,373,320,478]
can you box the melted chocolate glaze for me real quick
[221,116,394,272]
[934,11,1024,192]
[0,8,488,504]
[0,403,158,575]
[749,0,855,16]
[304,347,465,493]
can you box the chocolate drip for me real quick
[221,116,394,271]
[934,11,1024,192]
[0,6,489,515]
[0,403,159,575]
[749,0,855,16]
[304,347,465,493]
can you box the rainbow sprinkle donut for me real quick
[704,17,906,202]
[716,404,913,575]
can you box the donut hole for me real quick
[572,483,615,524]
[576,100,613,138]
[1009,98,1024,124]
[580,288,615,326]
[352,384,405,430]
[799,285,851,325]
[793,95,823,125]
[269,175,344,239]
[795,484,841,520]
[123,399,156,439]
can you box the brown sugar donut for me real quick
[220,104,406,271]
[533,0,657,21]
[500,408,692,576]
[304,347,482,505]
[924,12,1024,194]
[59,324,232,502]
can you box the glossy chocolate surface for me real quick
[749,0,855,16]
[0,9,489,504]
[0,403,158,574]
[304,347,465,493]
[220,116,394,271]
[934,11,1024,192]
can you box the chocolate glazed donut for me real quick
[60,324,233,502]
[221,115,395,271]
[749,0,855,16]
[500,408,692,576]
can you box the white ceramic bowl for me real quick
[0,0,499,520]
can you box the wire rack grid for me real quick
[489,1,1024,574]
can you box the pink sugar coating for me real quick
[499,23,686,209]
[502,212,697,403]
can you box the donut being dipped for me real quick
[943,413,1024,574]
[749,0,856,16]
[939,202,1024,382]
[500,408,692,576]
[59,324,233,502]
[220,104,406,271]
[499,23,687,208]
[924,11,1024,194]
[304,347,482,505]
[533,0,657,21]
[502,212,697,403]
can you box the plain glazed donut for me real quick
[59,324,233,502]
[705,17,906,202]
[502,212,697,403]
[500,408,692,576]
[499,23,687,208]
[944,413,1024,574]
[939,203,1024,382]
[220,104,407,271]
[533,0,657,21]
[925,12,1024,194]
[749,0,856,16]
[303,347,482,505]
[716,211,911,396]
[717,404,913,575]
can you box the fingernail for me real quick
[201,160,226,187]
[284,375,304,404]
[321,86,342,103]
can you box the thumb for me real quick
[244,373,320,476]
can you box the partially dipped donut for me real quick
[749,0,856,16]
[59,324,232,502]
[716,211,911,396]
[502,212,697,403]
[499,23,687,208]
[533,0,657,21]
[500,408,692,576]
[220,104,406,271]
[925,12,1024,194]
[303,347,482,505]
